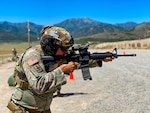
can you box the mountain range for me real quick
[0,17,149,44]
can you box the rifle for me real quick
[41,45,136,80]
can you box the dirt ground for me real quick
[0,49,150,113]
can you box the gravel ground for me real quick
[0,49,150,113]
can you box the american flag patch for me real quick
[27,57,39,66]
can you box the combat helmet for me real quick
[40,25,74,55]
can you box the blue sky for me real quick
[0,0,150,25]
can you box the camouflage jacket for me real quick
[10,46,102,111]
[11,46,66,111]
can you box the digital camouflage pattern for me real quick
[40,25,73,48]
[40,25,74,56]
[8,25,102,113]
[9,46,67,112]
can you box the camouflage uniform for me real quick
[11,48,18,62]
[8,46,67,113]
[7,25,102,113]
[7,25,71,113]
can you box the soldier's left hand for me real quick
[103,57,114,62]
[103,50,114,62]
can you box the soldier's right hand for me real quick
[59,61,78,73]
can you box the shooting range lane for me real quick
[0,62,15,113]
[0,49,150,113]
[51,49,150,113]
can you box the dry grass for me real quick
[0,42,38,54]
[0,42,38,60]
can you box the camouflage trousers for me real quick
[8,101,51,113]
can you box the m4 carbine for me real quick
[41,45,136,80]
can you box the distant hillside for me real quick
[0,30,37,42]
[71,23,124,37]
[0,21,42,42]
[0,17,149,43]
[55,17,101,32]
[55,18,138,38]
[131,22,150,38]
[75,22,150,45]
[0,21,42,34]
[115,22,139,30]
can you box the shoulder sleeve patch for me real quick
[27,57,39,66]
